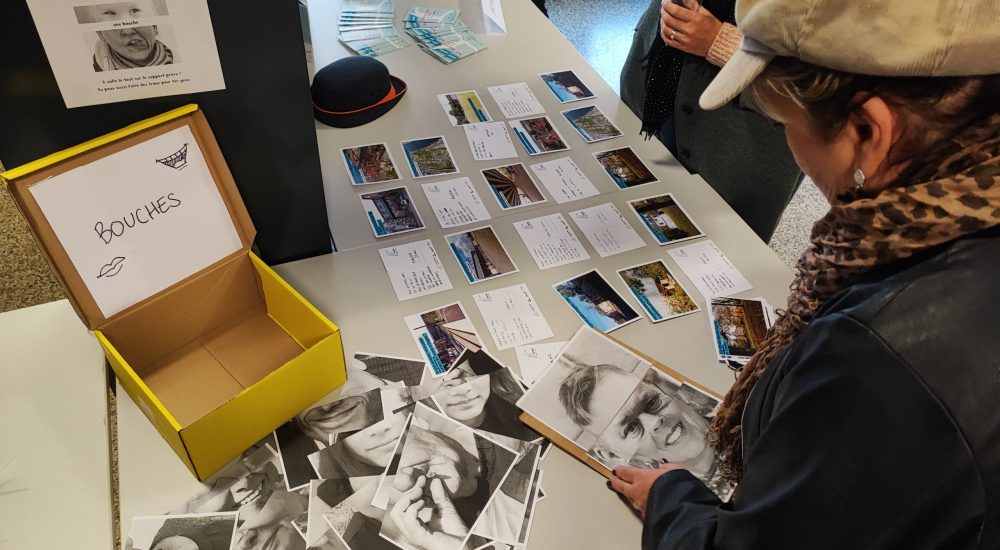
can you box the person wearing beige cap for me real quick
[609,0,1000,548]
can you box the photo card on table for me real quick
[487,82,546,118]
[401,136,460,178]
[512,213,590,270]
[438,90,493,126]
[473,283,554,350]
[569,202,647,258]
[593,146,658,189]
[481,163,547,210]
[627,192,705,245]
[528,157,600,204]
[553,269,643,334]
[561,105,623,143]
[708,297,774,366]
[616,260,700,323]
[342,142,402,185]
[360,185,425,238]
[377,403,519,550]
[444,225,519,285]
[508,116,570,156]
[404,301,483,377]
[538,70,596,103]
[378,238,454,301]
[421,177,492,229]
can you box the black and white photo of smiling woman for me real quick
[587,368,733,499]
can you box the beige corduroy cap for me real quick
[700,0,1000,110]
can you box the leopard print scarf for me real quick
[711,111,1000,482]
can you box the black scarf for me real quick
[639,0,736,139]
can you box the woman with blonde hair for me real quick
[609,0,1000,547]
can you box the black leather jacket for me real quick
[644,225,1000,549]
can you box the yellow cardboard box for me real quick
[2,105,346,480]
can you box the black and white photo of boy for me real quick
[74,1,178,71]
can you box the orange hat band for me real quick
[313,82,407,116]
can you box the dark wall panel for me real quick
[0,0,332,264]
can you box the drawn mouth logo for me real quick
[97,257,126,279]
[156,143,188,170]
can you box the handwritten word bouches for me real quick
[94,193,181,244]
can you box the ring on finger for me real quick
[668,28,678,40]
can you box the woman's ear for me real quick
[847,95,898,192]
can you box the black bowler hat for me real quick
[311,56,407,128]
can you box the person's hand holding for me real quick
[609,462,688,518]
[390,475,468,550]
[660,0,723,57]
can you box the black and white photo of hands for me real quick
[390,474,469,550]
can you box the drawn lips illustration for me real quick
[97,257,126,279]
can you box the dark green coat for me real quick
[620,0,803,241]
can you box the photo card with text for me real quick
[342,142,402,185]
[627,192,705,245]
[481,163,547,210]
[561,105,622,143]
[508,116,570,156]
[616,260,700,323]
[360,185,425,238]
[708,297,773,365]
[401,136,460,178]
[593,146,658,189]
[553,269,643,334]
[404,301,483,377]
[438,90,493,126]
[539,70,596,103]
[444,225,519,285]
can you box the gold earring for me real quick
[853,168,866,192]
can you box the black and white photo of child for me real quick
[516,327,650,449]
[75,1,178,71]
[471,443,543,544]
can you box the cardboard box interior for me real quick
[102,254,303,427]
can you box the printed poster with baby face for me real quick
[25,0,225,108]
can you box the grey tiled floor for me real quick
[545,0,826,268]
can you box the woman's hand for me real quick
[390,475,469,550]
[609,462,688,517]
[660,0,723,58]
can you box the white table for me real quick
[0,300,113,549]
[117,0,795,548]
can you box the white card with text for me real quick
[29,125,242,317]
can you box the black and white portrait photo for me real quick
[516,326,651,449]
[431,350,541,444]
[379,404,518,550]
[74,1,178,71]
[586,369,734,500]
[125,512,237,550]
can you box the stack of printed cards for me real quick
[339,0,409,57]
[127,349,554,550]
[708,296,776,368]
[404,6,489,64]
